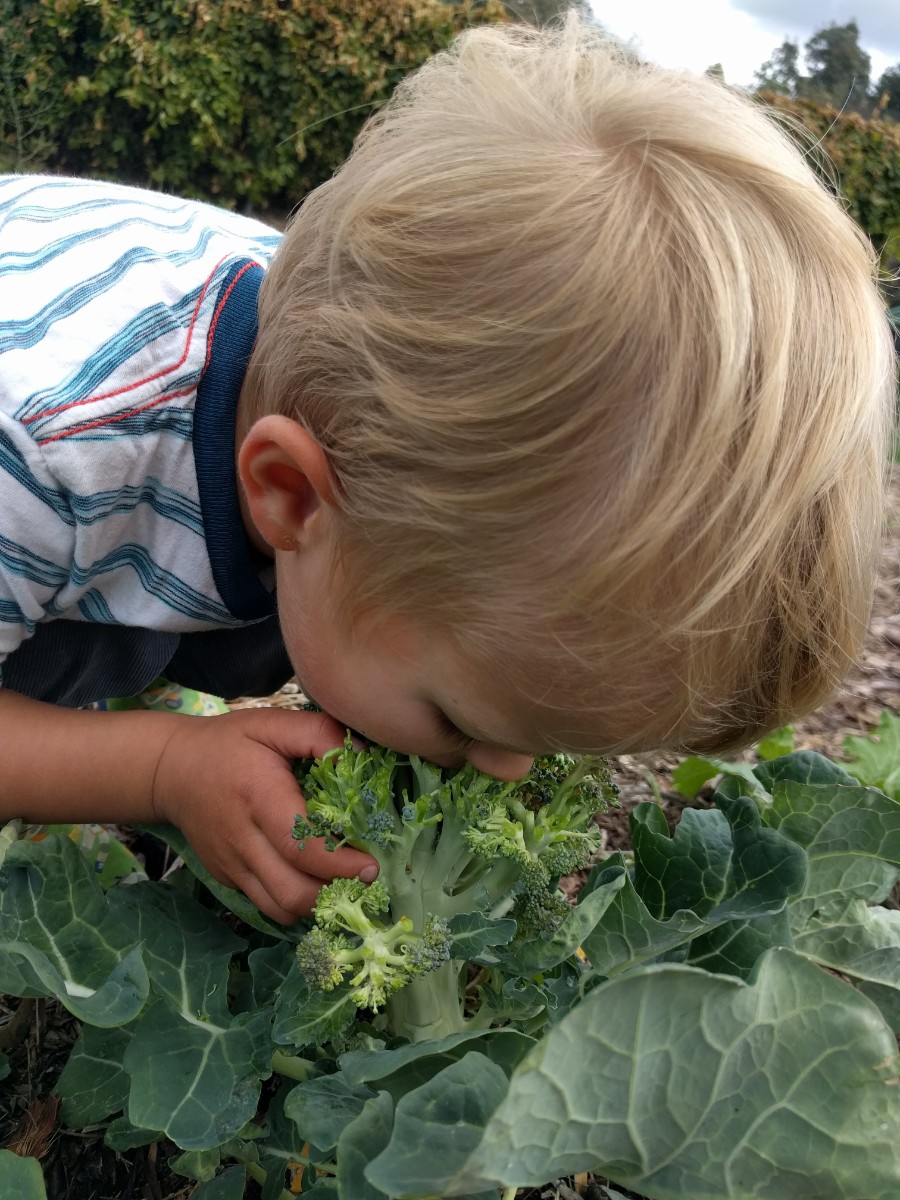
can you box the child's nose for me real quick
[467,745,534,781]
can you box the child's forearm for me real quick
[0,687,185,826]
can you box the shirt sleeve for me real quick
[0,411,76,685]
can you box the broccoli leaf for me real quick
[106,884,274,1149]
[842,710,900,800]
[272,959,358,1048]
[138,823,307,942]
[104,1115,163,1152]
[190,1166,247,1200]
[123,998,274,1150]
[631,796,805,921]
[56,1023,133,1126]
[365,1052,510,1196]
[338,1027,534,1092]
[791,897,900,988]
[423,949,900,1200]
[336,1092,395,1200]
[0,1150,47,1200]
[446,912,516,962]
[858,980,900,1034]
[283,1074,376,1152]
[765,780,900,906]
[0,836,148,1025]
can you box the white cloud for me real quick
[732,1,900,60]
[589,0,897,87]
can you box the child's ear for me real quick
[237,416,337,551]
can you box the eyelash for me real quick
[433,710,477,751]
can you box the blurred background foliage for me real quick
[0,0,511,210]
[0,1,898,306]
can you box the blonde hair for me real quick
[243,14,896,755]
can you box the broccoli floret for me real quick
[461,802,532,866]
[405,914,453,972]
[296,925,351,991]
[509,877,571,940]
[296,878,452,1012]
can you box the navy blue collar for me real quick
[194,260,275,621]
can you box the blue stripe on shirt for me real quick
[70,543,235,623]
[0,533,69,588]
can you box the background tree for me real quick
[495,0,591,24]
[803,20,871,112]
[874,65,900,121]
[753,39,801,96]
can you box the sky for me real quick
[588,0,900,88]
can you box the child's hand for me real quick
[150,708,379,924]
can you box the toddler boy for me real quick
[0,17,894,922]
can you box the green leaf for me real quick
[0,837,149,1025]
[739,749,857,792]
[577,861,705,976]
[447,912,516,963]
[791,897,900,987]
[684,907,793,978]
[248,942,296,1008]
[109,881,244,1015]
[336,1092,394,1200]
[100,882,275,1149]
[56,1023,132,1126]
[755,726,795,760]
[136,823,306,941]
[191,1165,247,1200]
[631,796,805,922]
[283,1075,375,1152]
[670,756,726,800]
[256,1082,310,1200]
[338,1028,534,1091]
[842,710,900,799]
[0,1151,47,1200]
[766,780,900,907]
[858,980,900,1034]
[0,1051,9,1083]
[496,870,631,973]
[366,1052,510,1197]
[124,998,274,1150]
[272,960,358,1048]
[301,1181,339,1198]
[169,1147,221,1182]
[436,949,900,1200]
[671,757,765,802]
[104,1115,163,1151]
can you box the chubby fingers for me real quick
[234,820,378,924]
[237,772,376,926]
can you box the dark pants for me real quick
[2,616,293,707]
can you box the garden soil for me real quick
[1,469,897,1200]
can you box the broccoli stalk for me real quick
[293,740,614,1042]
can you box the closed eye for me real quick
[433,709,478,752]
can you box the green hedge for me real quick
[0,0,505,211]
[758,91,900,281]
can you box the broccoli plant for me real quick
[292,742,613,1040]
[1,734,898,1200]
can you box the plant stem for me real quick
[386,959,468,1042]
[501,1187,519,1200]
[271,1049,315,1081]
[238,1156,294,1200]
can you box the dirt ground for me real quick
[1,471,897,1200]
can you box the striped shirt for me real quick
[0,174,290,703]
